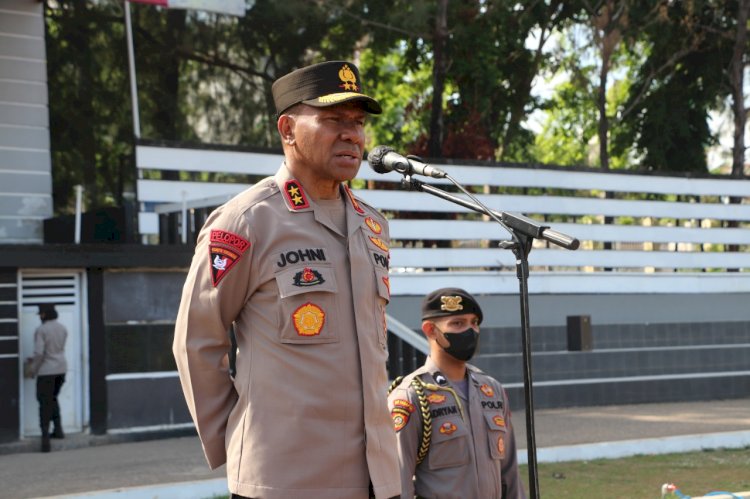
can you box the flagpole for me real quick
[124,0,141,139]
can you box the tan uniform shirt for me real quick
[388,357,526,499]
[173,165,400,499]
[31,320,67,377]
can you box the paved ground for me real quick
[1,398,748,499]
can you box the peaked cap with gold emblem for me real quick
[271,60,382,115]
[421,287,483,324]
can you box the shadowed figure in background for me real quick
[26,303,67,453]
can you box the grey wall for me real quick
[104,270,187,323]
[387,293,750,329]
[0,0,53,243]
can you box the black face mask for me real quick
[438,327,480,361]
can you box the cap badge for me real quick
[292,302,325,336]
[441,296,464,312]
[338,64,359,92]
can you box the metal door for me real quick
[19,270,87,437]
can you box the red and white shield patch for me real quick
[208,229,250,287]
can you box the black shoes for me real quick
[51,428,64,439]
[41,435,50,453]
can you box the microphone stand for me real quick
[398,174,579,499]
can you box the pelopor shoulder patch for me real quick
[208,229,251,287]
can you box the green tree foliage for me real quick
[613,0,732,173]
[45,0,133,213]
[43,0,748,217]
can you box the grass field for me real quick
[208,447,750,499]
[520,447,750,498]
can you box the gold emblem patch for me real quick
[493,415,506,428]
[365,217,382,234]
[480,384,495,398]
[368,236,389,252]
[439,422,457,435]
[440,295,464,312]
[427,393,446,404]
[292,302,325,336]
[338,64,359,92]
[497,436,505,459]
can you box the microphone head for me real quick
[367,145,394,174]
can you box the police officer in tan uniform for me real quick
[173,61,400,499]
[388,288,526,498]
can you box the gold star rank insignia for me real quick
[284,179,310,210]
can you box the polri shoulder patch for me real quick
[284,179,310,210]
[208,229,250,287]
[391,407,410,432]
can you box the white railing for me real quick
[136,142,750,295]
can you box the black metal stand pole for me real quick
[510,233,540,499]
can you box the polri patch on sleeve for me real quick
[391,407,411,432]
[208,229,250,287]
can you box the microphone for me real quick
[367,145,448,179]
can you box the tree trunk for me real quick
[428,0,448,158]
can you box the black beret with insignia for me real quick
[421,287,483,324]
[271,60,382,116]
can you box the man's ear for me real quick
[277,114,295,142]
[422,320,437,340]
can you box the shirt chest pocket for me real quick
[427,419,470,470]
[483,411,508,461]
[274,263,339,344]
